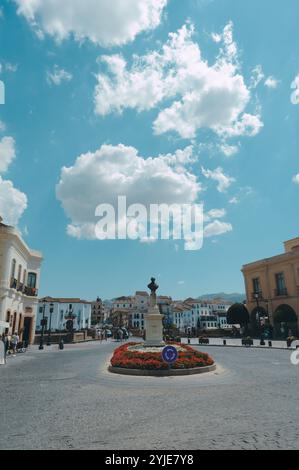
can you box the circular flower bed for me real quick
[110,342,214,371]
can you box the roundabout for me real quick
[108,341,216,376]
[108,278,216,377]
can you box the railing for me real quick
[24,286,38,297]
[10,278,17,289]
[17,282,24,292]
[10,279,38,297]
[274,288,288,297]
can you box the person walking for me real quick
[0,334,6,365]
[11,332,19,357]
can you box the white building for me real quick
[36,297,91,332]
[0,220,43,344]
[171,298,232,332]
[102,299,113,324]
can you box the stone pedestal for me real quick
[144,304,165,347]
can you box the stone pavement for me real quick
[0,340,298,450]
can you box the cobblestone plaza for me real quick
[1,341,298,450]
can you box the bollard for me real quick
[223,340,226,346]
[260,339,265,346]
[268,341,272,348]
[188,338,191,344]
[59,338,64,350]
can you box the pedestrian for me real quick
[0,334,6,365]
[4,333,9,360]
[11,332,19,356]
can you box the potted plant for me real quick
[287,336,297,348]
[198,337,209,345]
[242,336,253,347]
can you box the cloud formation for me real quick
[14,0,168,46]
[0,135,27,225]
[0,176,27,226]
[56,144,201,239]
[202,166,235,193]
[0,136,15,173]
[204,220,233,238]
[47,66,73,86]
[291,74,299,104]
[94,22,263,141]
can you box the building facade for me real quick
[242,237,299,335]
[0,221,43,344]
[171,298,232,332]
[36,297,91,332]
[91,297,103,326]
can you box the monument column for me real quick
[144,278,165,347]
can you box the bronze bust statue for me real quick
[147,277,159,294]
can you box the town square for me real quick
[1,0,299,455]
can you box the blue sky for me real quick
[0,0,299,300]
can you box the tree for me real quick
[227,303,250,327]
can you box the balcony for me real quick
[10,278,38,297]
[17,282,24,293]
[24,286,38,297]
[274,288,288,297]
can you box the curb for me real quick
[183,343,295,351]
[108,363,216,377]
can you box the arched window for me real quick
[11,259,16,279]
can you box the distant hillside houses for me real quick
[92,291,233,333]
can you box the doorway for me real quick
[23,317,32,345]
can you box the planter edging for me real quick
[108,363,216,377]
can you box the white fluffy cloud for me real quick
[94,22,263,141]
[205,208,226,221]
[250,65,264,89]
[56,144,201,239]
[291,75,299,105]
[204,220,233,238]
[14,0,168,46]
[265,76,278,89]
[0,136,16,173]
[0,136,27,226]
[292,174,299,184]
[219,143,239,157]
[0,176,27,226]
[202,166,235,193]
[47,66,73,86]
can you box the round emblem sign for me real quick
[162,345,178,364]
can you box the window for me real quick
[27,272,37,288]
[17,265,22,283]
[275,273,286,295]
[252,277,261,294]
[11,259,16,279]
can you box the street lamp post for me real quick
[253,293,261,333]
[47,303,54,346]
[39,301,46,350]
